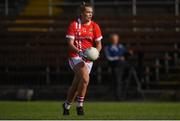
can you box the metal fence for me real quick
[0,0,28,16]
[0,0,179,16]
[49,0,179,16]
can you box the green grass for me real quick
[0,101,180,119]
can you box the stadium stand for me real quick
[0,0,180,100]
[0,0,28,16]
[21,0,63,16]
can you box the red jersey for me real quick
[66,18,102,58]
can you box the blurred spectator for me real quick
[104,33,130,101]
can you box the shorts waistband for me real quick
[69,56,92,63]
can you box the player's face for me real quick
[81,7,93,22]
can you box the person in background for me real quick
[105,33,130,101]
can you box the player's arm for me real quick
[94,23,102,52]
[67,39,80,53]
[95,40,102,52]
[67,38,86,58]
[66,22,81,54]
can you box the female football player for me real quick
[62,2,103,115]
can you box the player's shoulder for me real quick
[91,21,100,27]
[91,20,97,25]
[91,21,101,32]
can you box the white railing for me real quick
[1,0,27,16]
[5,0,8,16]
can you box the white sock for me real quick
[77,102,83,107]
[77,96,84,107]
[64,100,71,110]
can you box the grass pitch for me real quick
[0,101,179,120]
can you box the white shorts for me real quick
[68,57,93,74]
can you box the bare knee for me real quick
[75,62,90,86]
[81,73,89,86]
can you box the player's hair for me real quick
[77,1,93,16]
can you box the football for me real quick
[84,47,99,61]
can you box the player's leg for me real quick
[64,73,80,104]
[63,59,81,115]
[63,73,80,115]
[75,62,91,115]
[67,73,81,101]
[63,58,92,115]
[77,62,89,97]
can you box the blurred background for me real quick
[0,0,180,101]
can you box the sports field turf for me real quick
[0,101,179,120]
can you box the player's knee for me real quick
[75,62,90,85]
[81,73,89,86]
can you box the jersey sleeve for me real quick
[94,23,103,41]
[66,22,76,40]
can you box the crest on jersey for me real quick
[89,28,93,33]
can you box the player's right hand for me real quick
[78,51,87,59]
[78,51,91,61]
